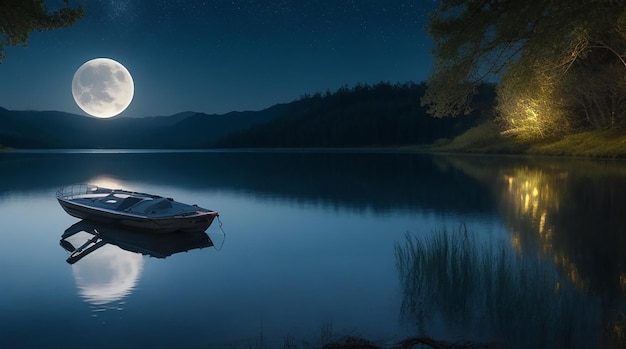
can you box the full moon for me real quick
[72,58,134,118]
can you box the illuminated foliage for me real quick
[423,0,626,138]
[0,0,84,63]
[496,58,570,140]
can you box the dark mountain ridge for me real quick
[0,82,493,149]
[0,105,285,148]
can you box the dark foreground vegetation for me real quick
[240,328,498,349]
[321,336,496,349]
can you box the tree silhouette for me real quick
[422,0,626,138]
[0,0,84,63]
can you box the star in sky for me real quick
[0,0,436,117]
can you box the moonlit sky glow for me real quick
[0,0,436,117]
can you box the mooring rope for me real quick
[213,214,226,251]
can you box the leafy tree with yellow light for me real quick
[423,0,626,139]
[0,0,84,63]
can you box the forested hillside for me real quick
[212,82,491,148]
[0,82,495,149]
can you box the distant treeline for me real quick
[212,82,494,148]
[0,82,495,149]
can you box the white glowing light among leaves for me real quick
[72,58,134,118]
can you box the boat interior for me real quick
[71,191,204,217]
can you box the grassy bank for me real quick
[425,121,626,158]
[527,129,626,157]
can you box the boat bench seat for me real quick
[146,198,173,211]
[128,197,173,213]
[117,196,144,211]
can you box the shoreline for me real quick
[4,123,626,159]
[413,121,626,159]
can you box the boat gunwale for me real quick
[56,183,218,220]
[56,183,160,201]
[57,197,217,220]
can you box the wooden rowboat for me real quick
[57,184,218,234]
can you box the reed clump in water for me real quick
[395,225,600,349]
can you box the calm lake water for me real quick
[0,150,624,348]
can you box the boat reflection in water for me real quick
[59,220,214,310]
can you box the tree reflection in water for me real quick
[402,155,626,348]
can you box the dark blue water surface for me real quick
[0,150,624,348]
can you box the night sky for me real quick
[0,0,436,117]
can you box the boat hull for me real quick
[58,198,217,234]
